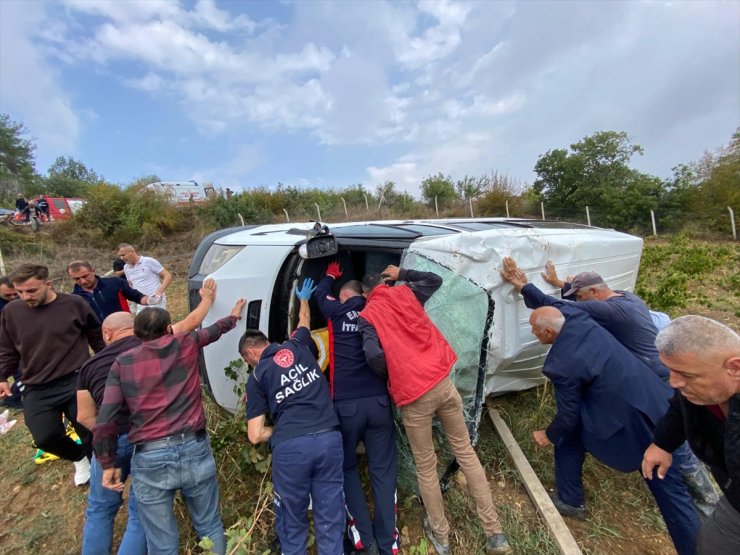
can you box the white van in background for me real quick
[145,180,217,204]
[188,218,644,431]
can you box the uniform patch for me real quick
[326,295,336,300]
[274,349,295,368]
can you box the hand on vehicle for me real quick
[199,278,216,303]
[641,443,673,480]
[0,382,11,398]
[541,260,565,288]
[500,257,528,290]
[532,430,551,447]
[380,265,400,282]
[230,298,247,319]
[326,261,343,279]
[296,277,317,301]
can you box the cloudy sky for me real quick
[1,0,738,196]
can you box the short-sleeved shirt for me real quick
[124,256,165,298]
[246,327,338,448]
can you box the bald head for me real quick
[101,312,135,344]
[529,306,565,345]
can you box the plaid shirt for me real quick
[93,316,237,469]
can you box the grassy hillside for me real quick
[0,236,736,554]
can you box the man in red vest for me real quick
[358,265,510,555]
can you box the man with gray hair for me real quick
[642,316,740,555]
[523,305,699,555]
[502,257,718,516]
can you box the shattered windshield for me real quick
[394,251,492,491]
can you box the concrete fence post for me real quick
[541,202,545,220]
[650,210,657,236]
[469,198,474,217]
[729,207,737,241]
[314,203,321,222]
[341,197,348,220]
[363,193,369,213]
[237,213,245,226]
[505,200,510,218]
[282,208,290,222]
[435,196,439,217]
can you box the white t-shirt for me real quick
[124,256,166,299]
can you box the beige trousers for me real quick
[401,377,502,543]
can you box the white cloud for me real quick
[0,1,80,169]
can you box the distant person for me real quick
[0,263,104,485]
[111,258,126,279]
[35,194,50,221]
[359,265,510,555]
[521,306,699,555]
[77,279,219,555]
[68,260,153,322]
[117,244,172,312]
[94,299,245,555]
[313,262,398,555]
[242,278,345,555]
[0,276,22,410]
[643,316,740,555]
[15,193,29,222]
[503,257,718,515]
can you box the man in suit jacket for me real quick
[525,304,699,555]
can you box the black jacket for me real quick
[653,392,740,511]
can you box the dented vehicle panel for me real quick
[188,219,643,416]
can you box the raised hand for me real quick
[199,278,216,303]
[326,261,343,279]
[296,277,317,301]
[230,298,247,319]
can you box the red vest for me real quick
[360,284,457,407]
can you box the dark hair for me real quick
[10,263,49,285]
[67,260,94,273]
[340,280,363,296]
[0,276,13,288]
[361,273,384,294]
[113,259,125,271]
[134,308,172,341]
[238,329,269,354]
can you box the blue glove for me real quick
[296,277,317,301]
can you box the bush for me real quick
[55,183,188,248]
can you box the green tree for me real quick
[44,156,101,197]
[532,131,662,230]
[456,175,485,200]
[420,172,458,208]
[0,113,39,205]
[476,171,526,217]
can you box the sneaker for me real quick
[73,457,91,486]
[485,533,512,554]
[422,516,451,555]
[549,491,585,520]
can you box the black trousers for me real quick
[23,372,91,461]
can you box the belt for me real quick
[306,426,341,436]
[135,430,206,453]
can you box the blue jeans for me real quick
[272,430,344,555]
[83,434,147,555]
[131,435,225,555]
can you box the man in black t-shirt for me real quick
[242,278,344,555]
